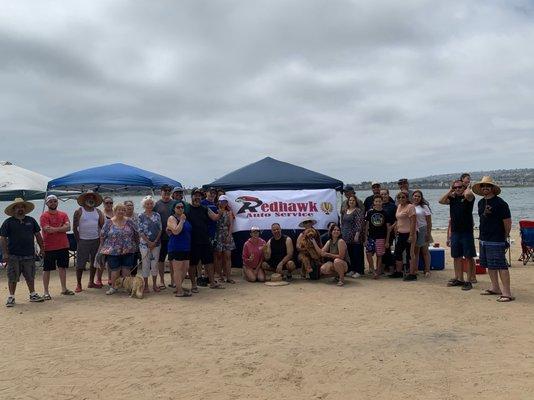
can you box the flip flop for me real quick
[61,289,75,296]
[190,287,199,293]
[496,296,515,302]
[337,281,345,287]
[225,279,236,284]
[158,284,166,290]
[175,292,192,297]
[480,289,502,296]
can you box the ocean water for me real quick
[1,188,533,229]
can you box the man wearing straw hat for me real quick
[472,177,514,302]
[72,191,105,292]
[0,198,45,307]
[40,195,75,299]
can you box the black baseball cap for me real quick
[191,187,203,195]
[397,178,408,184]
[161,184,172,191]
[343,185,354,192]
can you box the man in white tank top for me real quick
[72,192,104,292]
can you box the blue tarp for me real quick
[47,163,181,192]
[203,157,343,191]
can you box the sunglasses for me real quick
[453,186,463,189]
[175,205,184,209]
[104,201,113,204]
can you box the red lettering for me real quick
[309,201,318,212]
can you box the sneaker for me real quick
[352,273,362,278]
[29,293,45,302]
[388,271,403,278]
[346,271,355,277]
[447,279,465,287]
[403,274,417,281]
[462,281,473,291]
[6,297,15,307]
[106,287,117,295]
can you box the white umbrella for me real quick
[0,161,50,201]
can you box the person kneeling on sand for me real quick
[242,227,267,282]
[262,223,296,280]
[310,224,348,287]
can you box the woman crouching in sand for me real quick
[312,224,348,286]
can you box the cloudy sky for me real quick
[1,0,533,186]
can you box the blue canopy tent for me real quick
[203,157,343,191]
[47,163,181,193]
[203,157,343,268]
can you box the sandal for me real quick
[158,284,166,290]
[496,296,515,302]
[447,279,465,287]
[480,289,502,296]
[190,287,199,293]
[225,279,236,284]
[209,284,225,289]
[153,286,161,293]
[168,283,176,288]
[43,294,52,301]
[175,292,192,297]
[61,289,75,296]
[337,281,345,287]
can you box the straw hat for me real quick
[4,198,35,217]
[472,176,501,196]
[77,190,103,207]
[264,273,290,286]
[298,218,317,228]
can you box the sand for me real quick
[1,230,533,400]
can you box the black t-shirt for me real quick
[364,195,375,211]
[478,196,511,242]
[0,216,40,256]
[449,195,474,233]
[382,202,397,223]
[186,205,212,245]
[365,209,390,239]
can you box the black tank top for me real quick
[270,235,288,264]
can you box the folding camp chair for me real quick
[67,233,77,266]
[519,220,534,265]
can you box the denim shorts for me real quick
[451,231,477,258]
[106,253,136,270]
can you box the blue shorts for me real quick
[450,231,477,258]
[106,253,136,270]
[479,241,508,270]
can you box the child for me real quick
[365,195,391,278]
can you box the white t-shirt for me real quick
[415,204,431,229]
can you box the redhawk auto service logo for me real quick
[235,196,321,218]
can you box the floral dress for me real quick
[341,208,365,244]
[214,211,236,252]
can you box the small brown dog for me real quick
[298,228,322,275]
[113,276,144,299]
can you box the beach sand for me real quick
[1,230,533,400]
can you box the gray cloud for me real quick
[0,0,533,186]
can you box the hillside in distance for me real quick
[351,168,534,189]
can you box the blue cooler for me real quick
[418,247,445,270]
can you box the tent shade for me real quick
[203,157,343,191]
[47,163,181,192]
[0,161,50,201]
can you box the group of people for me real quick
[0,174,514,307]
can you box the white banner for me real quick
[225,189,338,232]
